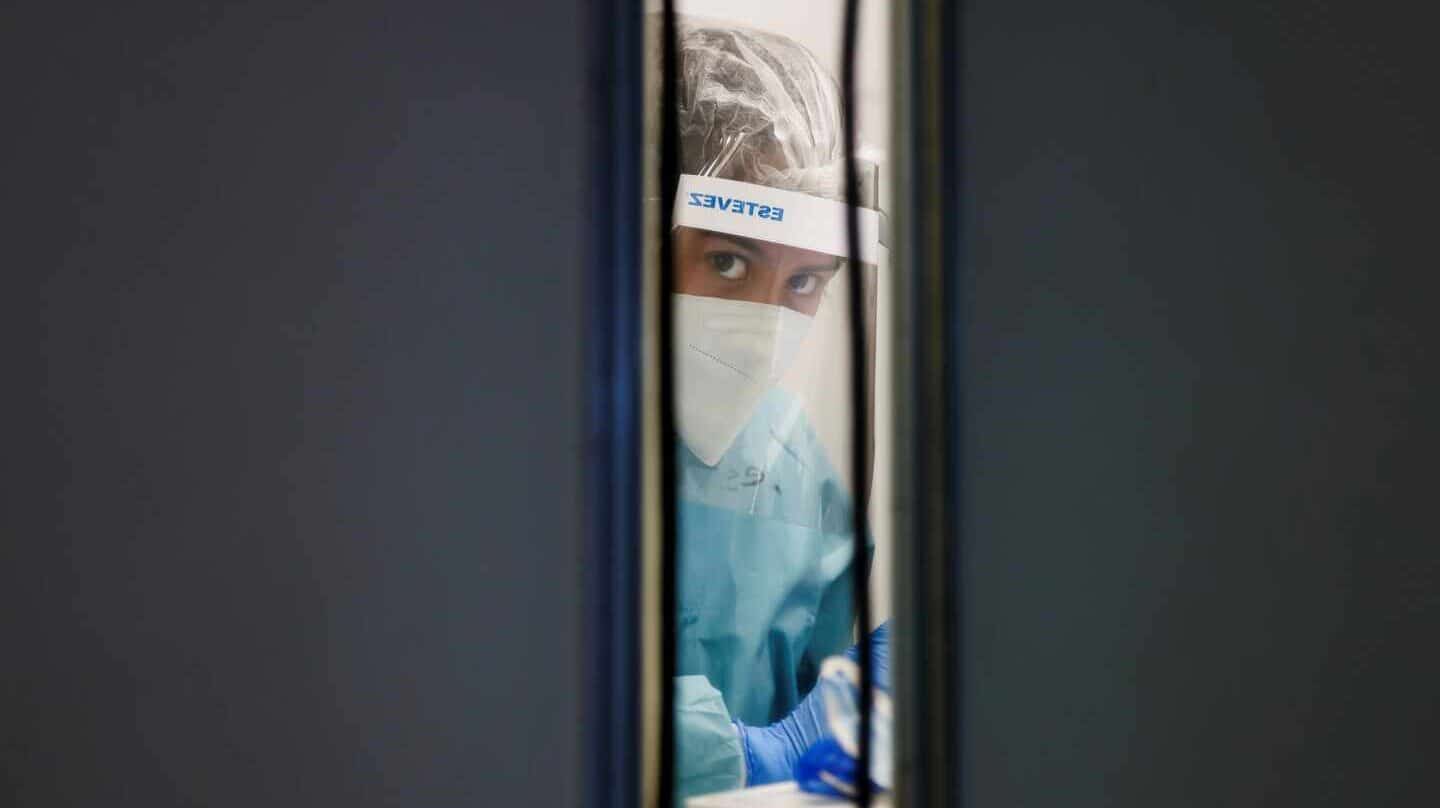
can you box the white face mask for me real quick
[674,293,813,466]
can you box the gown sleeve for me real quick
[800,542,873,697]
[674,674,745,799]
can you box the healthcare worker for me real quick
[665,19,890,798]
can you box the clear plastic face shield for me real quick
[670,165,887,748]
[671,171,884,486]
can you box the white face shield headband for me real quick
[671,174,887,467]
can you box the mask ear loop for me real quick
[840,0,873,804]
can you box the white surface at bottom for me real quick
[686,782,894,807]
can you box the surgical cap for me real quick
[677,23,845,200]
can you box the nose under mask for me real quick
[673,293,813,466]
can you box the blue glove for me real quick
[734,621,890,785]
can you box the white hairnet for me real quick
[676,22,845,200]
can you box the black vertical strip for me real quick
[840,1,872,805]
[658,2,680,806]
[910,0,962,804]
[583,0,642,805]
[940,0,964,800]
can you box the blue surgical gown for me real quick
[674,389,861,797]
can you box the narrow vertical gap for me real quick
[657,2,680,806]
[840,0,873,804]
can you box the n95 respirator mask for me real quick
[673,293,813,466]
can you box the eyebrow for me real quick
[704,233,767,255]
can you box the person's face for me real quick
[674,226,841,316]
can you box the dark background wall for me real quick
[4,2,589,805]
[5,0,1438,806]
[960,0,1438,806]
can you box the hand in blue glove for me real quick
[734,621,890,786]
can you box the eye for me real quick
[787,272,820,295]
[707,252,749,281]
